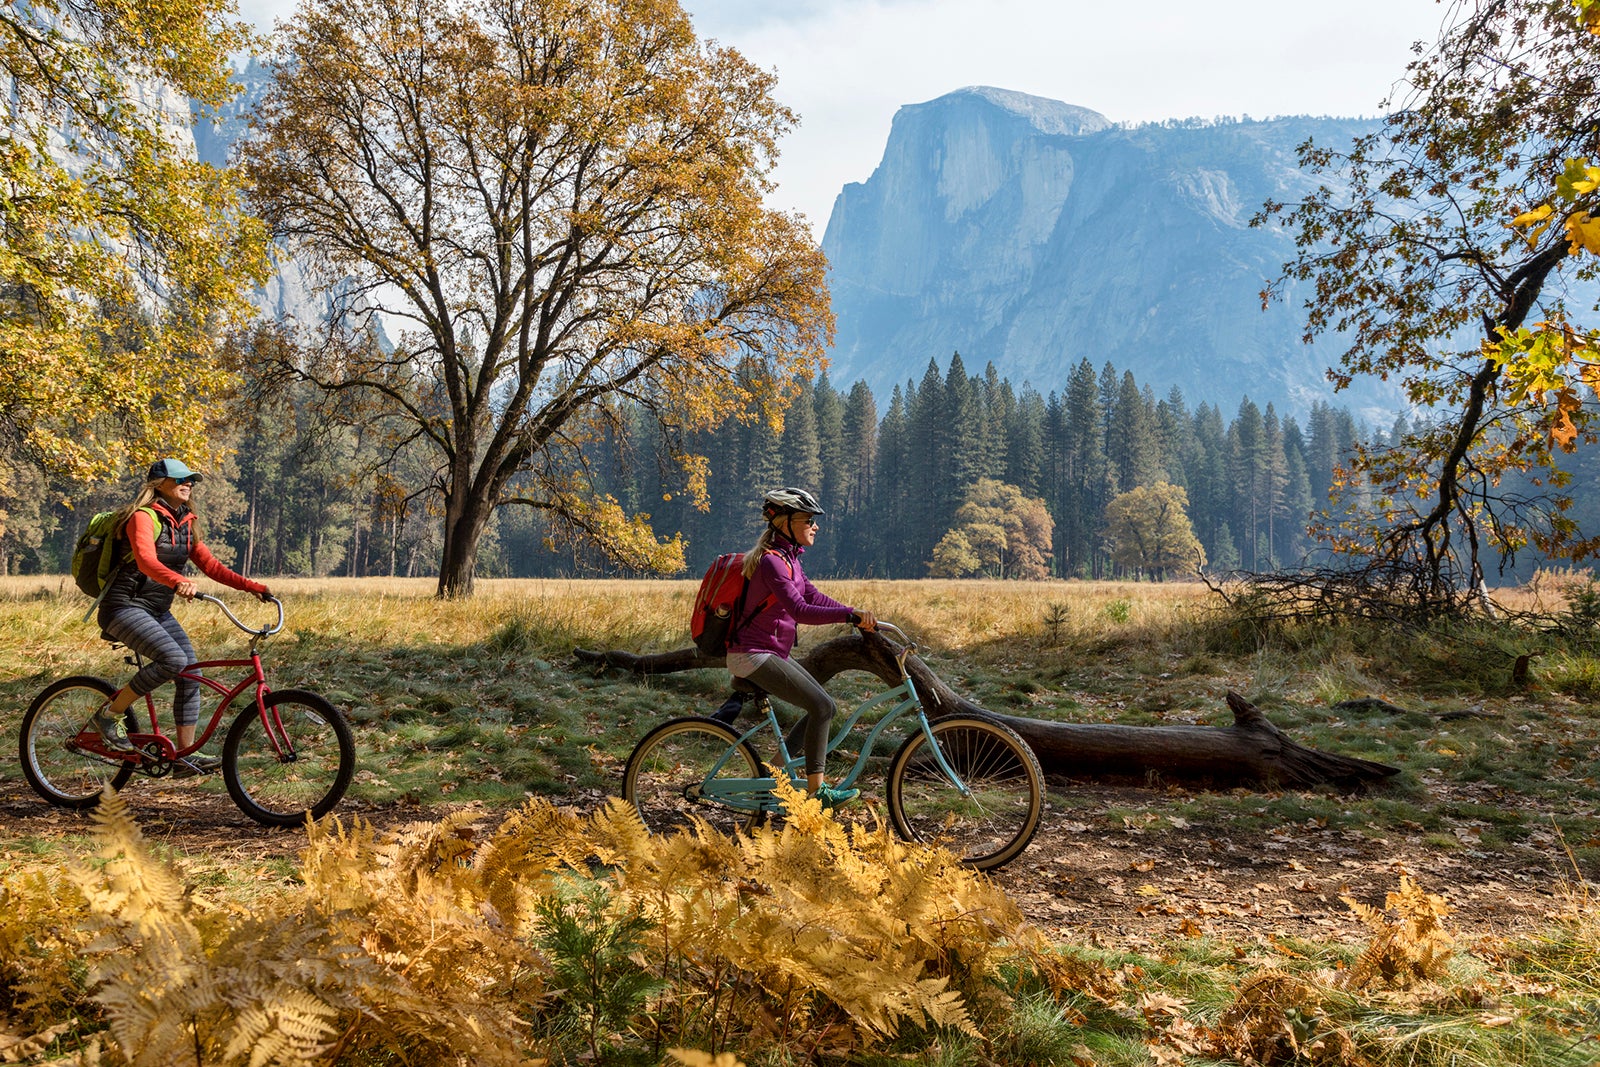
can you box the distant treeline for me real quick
[6,352,1399,582]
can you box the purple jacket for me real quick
[728,536,854,658]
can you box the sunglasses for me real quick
[175,476,198,486]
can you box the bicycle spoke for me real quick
[887,717,1043,871]
[622,718,764,838]
[20,677,134,808]
[223,691,353,828]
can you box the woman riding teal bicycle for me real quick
[725,487,876,806]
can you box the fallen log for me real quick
[574,631,1401,789]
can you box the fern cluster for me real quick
[0,783,1065,1064]
[588,778,1058,1051]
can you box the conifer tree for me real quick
[838,382,878,575]
[1188,403,1231,565]
[909,360,949,566]
[809,376,846,575]
[1109,372,1162,491]
[943,352,986,499]
[1260,404,1291,569]
[876,385,913,576]
[1279,417,1315,564]
[1006,385,1047,498]
[979,362,1009,482]
[1229,398,1266,570]
[1067,360,1112,576]
[1156,387,1194,490]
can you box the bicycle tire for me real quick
[222,689,354,828]
[621,717,766,839]
[885,714,1044,871]
[19,676,135,807]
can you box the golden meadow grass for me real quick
[0,575,1219,682]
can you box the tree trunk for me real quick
[574,631,1400,789]
[437,490,490,598]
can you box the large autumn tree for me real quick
[1102,482,1205,580]
[0,0,267,481]
[1259,0,1600,610]
[928,478,1053,580]
[247,0,832,597]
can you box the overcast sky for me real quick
[237,0,1450,234]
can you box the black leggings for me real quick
[743,655,836,776]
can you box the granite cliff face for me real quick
[821,87,1389,416]
[193,61,328,332]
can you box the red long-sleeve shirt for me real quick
[125,507,265,595]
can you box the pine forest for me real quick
[5,353,1388,584]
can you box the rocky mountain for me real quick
[820,86,1392,418]
[192,60,329,333]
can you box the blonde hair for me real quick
[742,525,777,579]
[111,478,168,539]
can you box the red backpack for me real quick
[690,551,787,656]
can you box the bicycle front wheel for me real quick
[222,689,354,828]
[886,715,1044,871]
[622,717,765,839]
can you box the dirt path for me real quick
[0,775,1572,949]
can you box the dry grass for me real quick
[0,575,1219,674]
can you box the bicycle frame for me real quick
[698,624,974,813]
[98,595,296,769]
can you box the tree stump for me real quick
[574,630,1401,790]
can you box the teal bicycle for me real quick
[621,623,1045,871]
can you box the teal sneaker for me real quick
[811,783,859,808]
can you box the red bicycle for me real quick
[18,594,354,828]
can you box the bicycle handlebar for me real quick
[196,593,284,637]
[873,621,910,645]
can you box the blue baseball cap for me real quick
[147,458,203,483]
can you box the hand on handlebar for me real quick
[851,609,878,632]
[175,579,198,600]
[256,585,272,602]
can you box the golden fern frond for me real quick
[220,988,339,1066]
[0,866,94,1029]
[1340,875,1455,990]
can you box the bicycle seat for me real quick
[731,678,767,697]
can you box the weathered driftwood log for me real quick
[574,631,1401,789]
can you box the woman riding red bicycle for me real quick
[87,457,270,775]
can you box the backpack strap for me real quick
[728,549,793,643]
[82,505,161,623]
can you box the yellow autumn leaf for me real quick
[1137,884,1163,897]
[1566,212,1600,254]
[1511,203,1553,227]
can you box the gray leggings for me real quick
[743,655,836,776]
[102,607,202,728]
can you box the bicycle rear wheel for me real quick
[886,715,1044,871]
[622,717,765,839]
[222,689,354,828]
[19,676,135,807]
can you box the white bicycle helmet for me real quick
[762,486,825,519]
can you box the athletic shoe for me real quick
[90,708,133,752]
[709,693,744,725]
[171,754,221,779]
[811,783,859,808]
